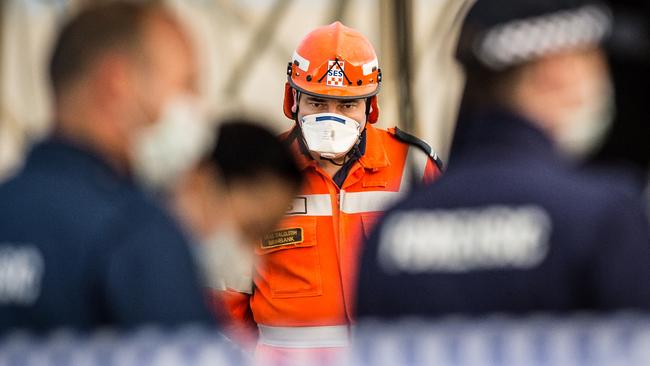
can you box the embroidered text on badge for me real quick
[262,228,304,249]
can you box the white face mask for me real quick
[299,112,362,159]
[555,76,615,161]
[131,95,214,191]
[194,225,253,294]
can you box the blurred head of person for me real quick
[455,0,614,159]
[282,22,381,172]
[172,119,303,245]
[49,1,212,190]
[210,120,303,243]
[170,119,301,294]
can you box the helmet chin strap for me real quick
[323,159,344,166]
[293,90,301,125]
[365,97,372,121]
[322,145,359,166]
[293,90,312,155]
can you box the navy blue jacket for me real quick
[356,110,650,318]
[0,139,214,332]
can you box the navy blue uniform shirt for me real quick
[0,138,214,332]
[356,110,650,318]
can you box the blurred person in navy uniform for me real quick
[588,0,650,213]
[356,0,650,318]
[0,2,216,332]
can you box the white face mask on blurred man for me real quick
[131,95,214,191]
[554,69,615,160]
[506,48,614,161]
[117,10,212,192]
[197,222,253,293]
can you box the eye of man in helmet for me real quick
[299,95,368,126]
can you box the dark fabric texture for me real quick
[0,138,215,333]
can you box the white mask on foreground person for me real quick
[195,224,254,294]
[299,112,362,159]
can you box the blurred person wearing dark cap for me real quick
[0,2,216,332]
[170,119,303,344]
[356,0,650,319]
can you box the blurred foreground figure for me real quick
[357,0,650,319]
[591,0,650,210]
[171,120,302,341]
[0,2,215,332]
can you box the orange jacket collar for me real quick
[358,124,389,170]
[287,124,390,172]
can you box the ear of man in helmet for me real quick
[283,22,381,168]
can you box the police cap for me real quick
[456,0,612,71]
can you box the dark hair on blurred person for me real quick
[208,119,303,189]
[48,1,162,96]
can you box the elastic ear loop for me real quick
[291,90,315,158]
[365,97,372,122]
[293,90,301,124]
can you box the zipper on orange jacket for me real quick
[312,164,349,321]
[339,161,367,322]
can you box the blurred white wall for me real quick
[0,0,470,179]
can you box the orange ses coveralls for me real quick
[222,123,442,350]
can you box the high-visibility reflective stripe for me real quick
[340,190,403,214]
[288,147,428,217]
[258,325,350,348]
[292,51,310,72]
[286,194,332,216]
[400,145,429,193]
[362,57,379,76]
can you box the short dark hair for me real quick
[48,1,160,95]
[208,119,303,189]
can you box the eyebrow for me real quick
[305,96,327,103]
[304,97,361,104]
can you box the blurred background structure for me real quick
[0,0,472,180]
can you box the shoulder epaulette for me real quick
[392,127,444,171]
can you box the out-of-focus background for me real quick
[0,0,471,180]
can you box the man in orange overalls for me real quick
[221,21,443,358]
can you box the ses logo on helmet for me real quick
[327,69,344,77]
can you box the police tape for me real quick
[2,314,650,365]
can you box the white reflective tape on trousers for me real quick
[257,325,351,348]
